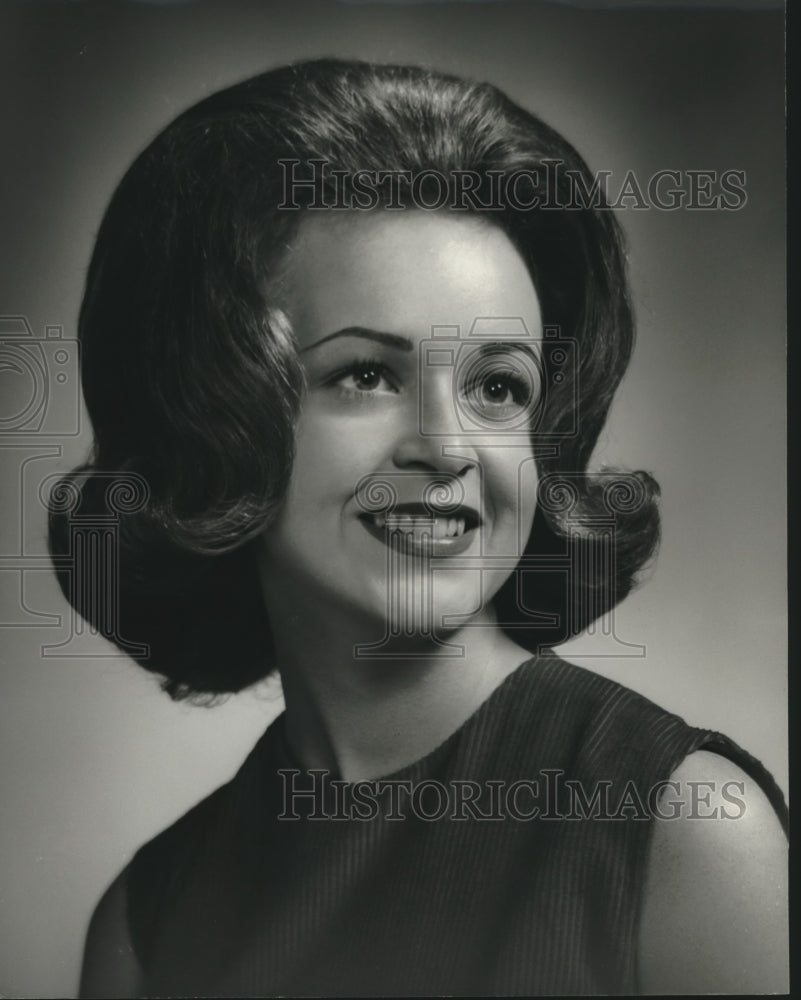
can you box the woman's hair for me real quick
[49,58,659,699]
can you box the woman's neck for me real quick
[262,589,531,782]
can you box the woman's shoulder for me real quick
[81,772,239,997]
[511,653,788,817]
[511,652,709,764]
[519,649,690,726]
[129,780,232,887]
[639,748,789,993]
[85,783,232,994]
[80,864,143,998]
[506,655,789,991]
[133,717,283,859]
[117,725,280,977]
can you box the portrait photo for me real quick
[0,0,787,996]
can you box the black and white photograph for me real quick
[0,0,788,996]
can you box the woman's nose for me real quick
[391,372,478,476]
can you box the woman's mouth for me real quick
[358,504,481,557]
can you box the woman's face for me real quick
[260,210,542,643]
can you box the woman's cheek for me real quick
[482,448,538,530]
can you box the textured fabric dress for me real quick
[126,653,788,996]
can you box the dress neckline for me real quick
[266,654,541,784]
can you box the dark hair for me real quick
[49,58,659,699]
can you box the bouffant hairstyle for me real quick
[49,58,659,699]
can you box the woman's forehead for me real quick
[275,210,543,349]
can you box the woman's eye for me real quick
[329,362,397,396]
[480,375,521,404]
[463,370,533,416]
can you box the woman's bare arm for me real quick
[639,749,788,994]
[79,866,144,999]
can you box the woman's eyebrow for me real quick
[301,327,415,353]
[475,341,539,362]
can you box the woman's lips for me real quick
[358,509,480,557]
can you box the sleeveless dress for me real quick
[126,653,788,996]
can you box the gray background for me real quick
[0,1,785,995]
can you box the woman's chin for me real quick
[341,570,489,648]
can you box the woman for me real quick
[51,59,787,996]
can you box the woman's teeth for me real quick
[370,513,467,538]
